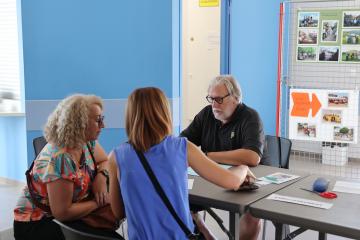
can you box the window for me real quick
[0,0,23,114]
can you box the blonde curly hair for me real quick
[44,94,103,149]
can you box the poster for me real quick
[297,9,360,63]
[289,88,359,143]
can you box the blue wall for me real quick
[0,117,27,180]
[21,0,179,167]
[230,0,282,135]
[1,0,282,180]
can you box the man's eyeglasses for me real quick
[96,115,105,126]
[206,93,230,104]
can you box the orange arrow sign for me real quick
[291,92,322,117]
[310,93,321,117]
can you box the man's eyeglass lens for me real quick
[206,93,230,104]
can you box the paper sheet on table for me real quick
[187,164,232,176]
[333,181,360,194]
[188,179,194,189]
[258,172,300,184]
[267,194,333,209]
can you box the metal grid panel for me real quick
[281,0,360,179]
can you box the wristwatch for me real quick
[99,169,110,192]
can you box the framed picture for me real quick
[319,46,339,62]
[342,29,360,45]
[343,11,360,28]
[298,29,318,44]
[322,109,342,124]
[334,126,354,142]
[297,46,317,62]
[321,20,338,42]
[298,12,320,28]
[341,45,360,62]
[328,92,349,107]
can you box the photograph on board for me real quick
[298,29,318,44]
[342,29,360,45]
[341,45,360,62]
[322,109,342,124]
[297,46,317,62]
[328,92,349,107]
[297,123,317,138]
[298,12,320,28]
[343,11,360,28]
[334,126,354,142]
[319,46,339,62]
[321,20,338,42]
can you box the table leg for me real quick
[274,222,289,240]
[229,212,240,240]
[319,232,327,240]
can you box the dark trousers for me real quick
[14,218,124,240]
[14,218,65,240]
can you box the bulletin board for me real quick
[296,9,360,63]
[289,88,359,143]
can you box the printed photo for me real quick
[298,12,320,28]
[321,20,338,42]
[298,29,318,44]
[343,11,360,28]
[297,46,317,61]
[342,29,360,44]
[334,126,354,142]
[297,123,316,137]
[328,92,349,107]
[322,109,342,124]
[319,46,339,62]
[341,45,360,62]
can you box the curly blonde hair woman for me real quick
[14,94,123,240]
[44,94,103,149]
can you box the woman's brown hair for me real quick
[126,87,172,152]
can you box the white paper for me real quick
[188,179,194,189]
[333,180,360,194]
[255,180,271,186]
[187,164,232,177]
[258,172,300,184]
[267,194,333,209]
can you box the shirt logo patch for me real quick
[231,131,235,139]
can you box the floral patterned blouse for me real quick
[14,141,96,221]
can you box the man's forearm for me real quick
[207,149,260,167]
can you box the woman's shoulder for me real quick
[163,135,187,149]
[113,142,131,153]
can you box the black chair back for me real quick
[33,136,47,158]
[53,220,123,240]
[260,135,292,169]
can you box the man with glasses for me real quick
[181,75,264,240]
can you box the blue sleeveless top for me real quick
[113,135,194,240]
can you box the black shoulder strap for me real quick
[86,142,97,174]
[26,157,52,213]
[134,149,197,239]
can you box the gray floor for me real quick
[1,155,359,240]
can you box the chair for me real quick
[32,136,124,240]
[32,136,47,158]
[53,219,123,240]
[260,135,292,240]
[260,135,292,169]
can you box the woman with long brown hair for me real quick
[109,87,254,240]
